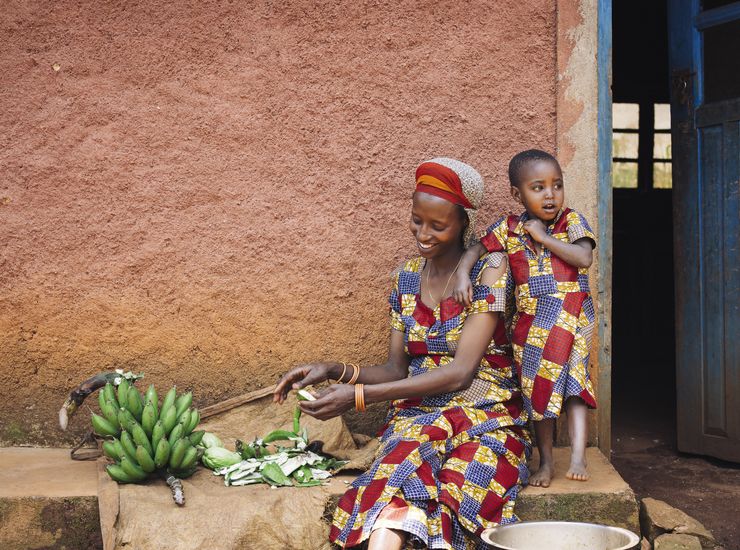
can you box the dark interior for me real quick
[611,0,675,442]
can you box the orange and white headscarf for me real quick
[415,157,484,247]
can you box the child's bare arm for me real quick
[452,242,487,307]
[523,219,593,268]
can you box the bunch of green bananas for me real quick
[91,379,204,484]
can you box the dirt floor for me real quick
[611,391,740,549]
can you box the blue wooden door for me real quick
[669,0,740,461]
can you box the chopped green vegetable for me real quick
[200,432,223,449]
[261,462,292,486]
[202,447,242,469]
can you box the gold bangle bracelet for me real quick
[355,384,366,412]
[347,363,361,385]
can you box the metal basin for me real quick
[480,521,641,550]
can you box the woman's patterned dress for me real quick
[329,253,531,550]
[479,207,598,420]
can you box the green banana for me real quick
[91,413,119,437]
[118,408,138,433]
[107,464,136,483]
[120,431,139,464]
[151,421,166,451]
[112,439,128,463]
[131,423,153,457]
[178,446,198,471]
[141,401,157,438]
[186,408,200,435]
[154,438,171,469]
[262,429,297,444]
[136,445,156,473]
[145,384,158,407]
[261,462,292,486]
[120,456,148,481]
[168,424,184,447]
[161,404,177,435]
[176,408,192,432]
[175,392,193,420]
[160,386,177,416]
[127,387,144,421]
[117,378,130,408]
[102,440,120,461]
[103,382,119,408]
[99,398,120,429]
[169,438,190,469]
[188,430,205,447]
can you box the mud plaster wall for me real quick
[0,0,558,445]
[555,0,604,449]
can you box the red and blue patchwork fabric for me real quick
[479,208,598,421]
[329,253,531,550]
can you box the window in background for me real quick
[613,103,639,188]
[653,103,672,189]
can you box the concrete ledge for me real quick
[0,447,638,548]
[0,448,102,549]
[518,447,640,534]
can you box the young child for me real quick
[452,149,597,487]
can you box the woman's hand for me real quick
[298,383,355,421]
[273,362,338,404]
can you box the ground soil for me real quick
[612,393,740,549]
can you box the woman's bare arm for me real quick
[299,259,506,419]
[273,328,409,403]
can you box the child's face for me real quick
[510,159,564,223]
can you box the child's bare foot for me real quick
[529,463,554,487]
[565,460,589,481]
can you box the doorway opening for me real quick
[611,0,675,449]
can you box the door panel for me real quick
[669,0,740,461]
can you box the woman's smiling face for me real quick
[410,192,467,258]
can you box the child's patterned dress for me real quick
[329,253,530,550]
[479,208,597,420]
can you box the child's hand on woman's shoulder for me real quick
[452,271,474,307]
[523,219,548,243]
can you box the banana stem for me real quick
[164,473,185,506]
[59,370,144,429]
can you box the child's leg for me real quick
[529,418,555,487]
[368,528,406,550]
[565,396,589,481]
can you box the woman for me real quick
[274,158,531,550]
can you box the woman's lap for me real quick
[330,404,530,549]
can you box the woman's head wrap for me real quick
[415,158,484,247]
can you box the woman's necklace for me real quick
[425,255,464,306]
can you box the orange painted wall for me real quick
[0,0,557,444]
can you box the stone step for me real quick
[0,448,102,549]
[518,447,640,534]
[0,446,638,549]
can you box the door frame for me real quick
[596,0,613,458]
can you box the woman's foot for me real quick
[529,462,554,487]
[566,459,589,481]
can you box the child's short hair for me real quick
[508,149,560,187]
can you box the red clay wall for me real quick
[0,0,556,444]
